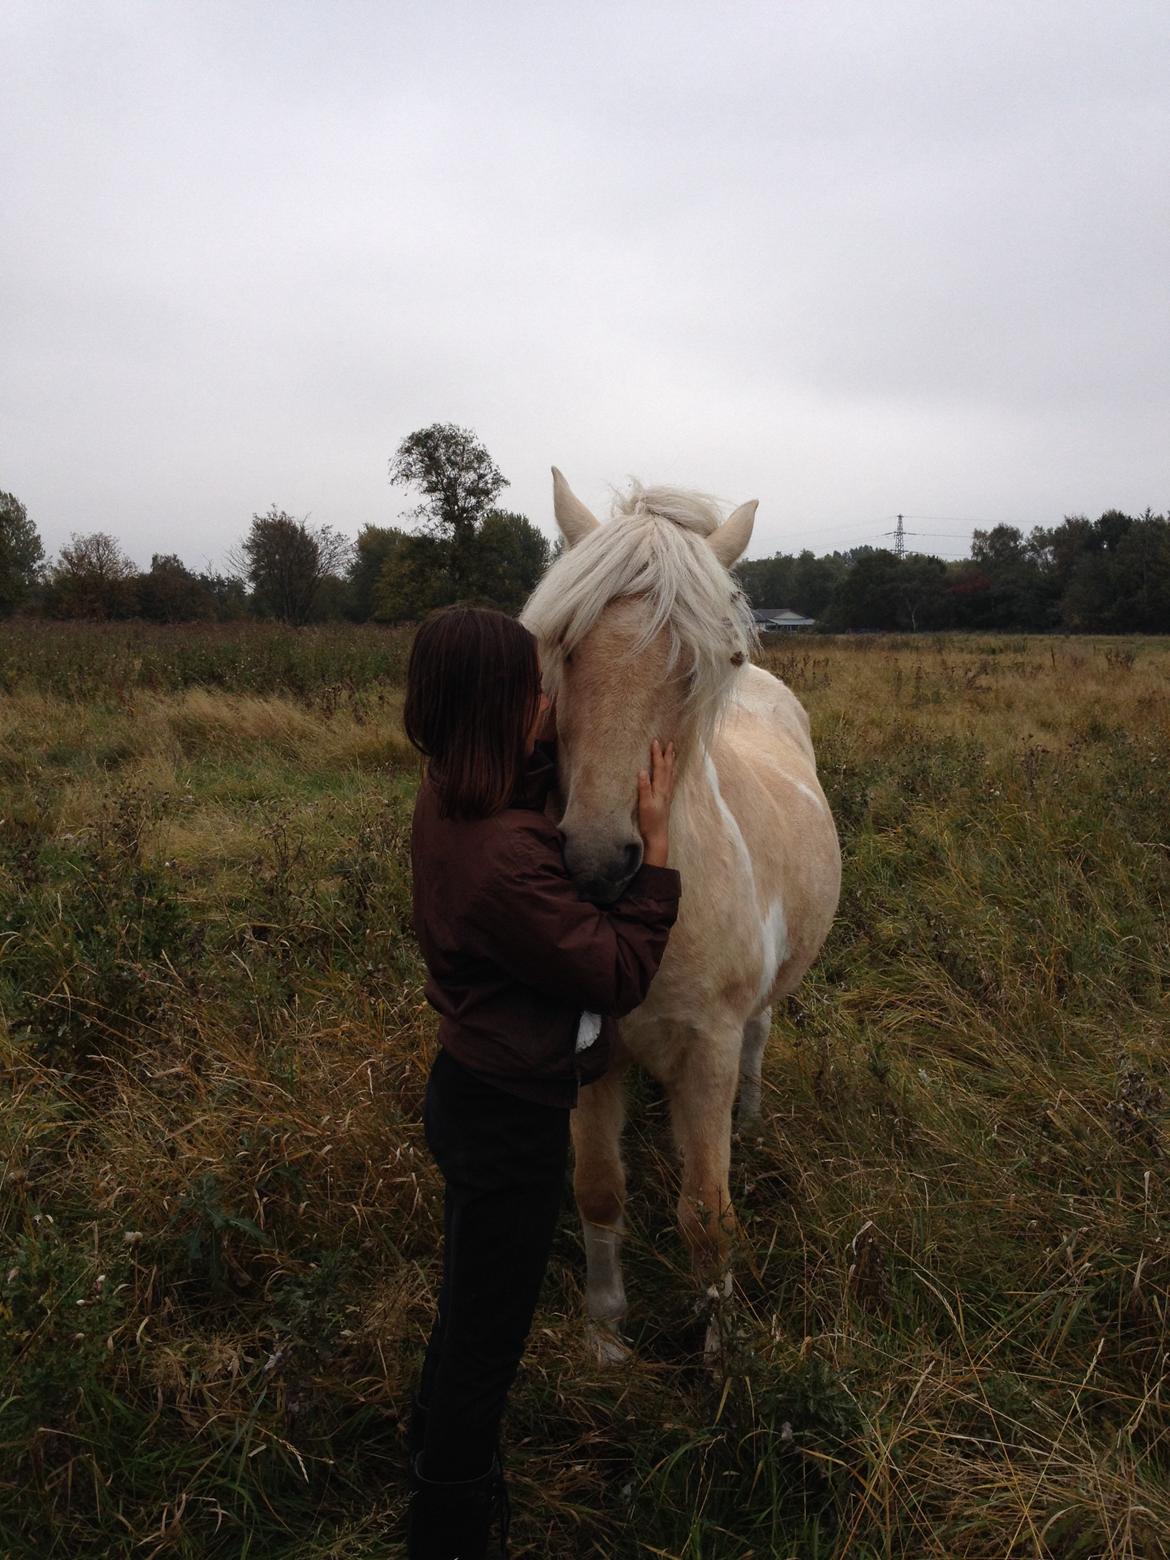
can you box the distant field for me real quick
[2,622,1168,1558]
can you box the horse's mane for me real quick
[520,480,758,748]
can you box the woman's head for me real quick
[403,606,545,819]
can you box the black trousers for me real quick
[417,1046,571,1480]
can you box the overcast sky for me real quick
[4,0,1168,572]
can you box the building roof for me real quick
[751,607,818,626]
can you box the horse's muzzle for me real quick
[566,839,643,905]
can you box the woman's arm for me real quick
[463,843,680,1017]
[462,740,680,1015]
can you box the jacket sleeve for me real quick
[461,824,681,1017]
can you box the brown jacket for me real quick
[410,740,682,1108]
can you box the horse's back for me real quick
[723,662,818,774]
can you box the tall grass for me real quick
[0,618,413,698]
[1,627,1167,1556]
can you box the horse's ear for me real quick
[707,500,758,567]
[552,467,601,547]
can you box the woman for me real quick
[402,605,680,1560]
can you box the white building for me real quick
[751,607,818,632]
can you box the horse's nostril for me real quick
[622,841,643,879]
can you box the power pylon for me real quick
[893,514,905,559]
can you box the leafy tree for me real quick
[232,507,353,626]
[1030,515,1097,595]
[822,549,950,631]
[472,510,550,613]
[1058,510,1170,631]
[389,424,507,595]
[194,570,250,621]
[0,490,45,616]
[1114,511,1170,631]
[893,554,951,631]
[734,552,795,609]
[347,524,410,621]
[372,532,453,622]
[371,510,551,622]
[45,531,138,619]
[310,572,353,621]
[136,554,216,622]
[790,549,845,617]
[968,525,1055,628]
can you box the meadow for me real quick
[1,620,1167,1559]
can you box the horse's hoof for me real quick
[586,1321,633,1366]
[697,1272,737,1371]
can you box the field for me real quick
[2,621,1168,1559]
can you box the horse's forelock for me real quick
[612,481,725,538]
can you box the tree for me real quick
[790,549,844,617]
[136,554,217,622]
[348,524,410,621]
[1113,511,1170,631]
[232,506,353,626]
[734,552,795,608]
[822,549,950,631]
[1057,509,1170,631]
[389,424,507,595]
[969,525,1054,628]
[0,490,45,616]
[194,570,250,621]
[471,510,551,613]
[372,532,453,622]
[45,531,138,619]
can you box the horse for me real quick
[521,469,841,1360]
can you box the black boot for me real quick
[407,1450,511,1560]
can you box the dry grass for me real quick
[1,628,1168,1557]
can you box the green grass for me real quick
[1,624,1167,1556]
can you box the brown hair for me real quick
[403,606,542,820]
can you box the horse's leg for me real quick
[735,1007,771,1130]
[571,1056,632,1364]
[667,1031,741,1360]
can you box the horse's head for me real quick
[521,468,759,903]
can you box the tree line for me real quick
[0,426,552,627]
[1,427,1166,632]
[735,511,1170,632]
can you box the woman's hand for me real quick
[637,738,677,868]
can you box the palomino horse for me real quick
[521,470,841,1360]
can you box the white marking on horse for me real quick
[757,899,789,1006]
[706,750,787,1009]
[582,1219,631,1362]
[704,751,755,893]
[792,779,827,813]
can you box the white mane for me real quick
[520,480,758,748]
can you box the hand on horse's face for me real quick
[637,738,677,867]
